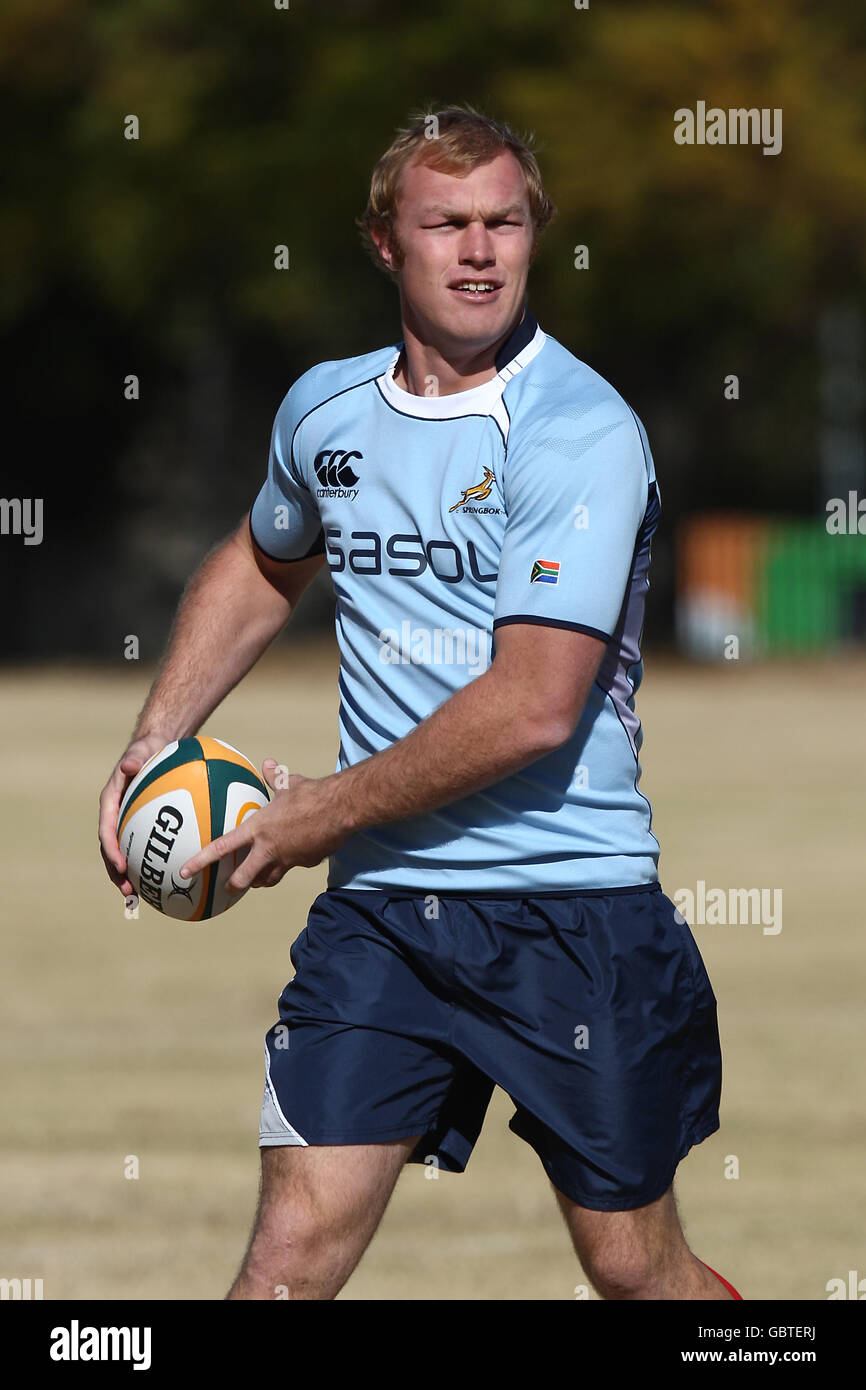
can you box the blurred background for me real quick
[2,0,865,1301]
[3,0,865,658]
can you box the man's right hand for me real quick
[95,513,327,902]
[98,734,170,897]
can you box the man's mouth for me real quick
[450,280,502,301]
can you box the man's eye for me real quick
[422,219,522,229]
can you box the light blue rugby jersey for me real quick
[250,309,661,892]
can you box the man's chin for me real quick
[437,298,524,352]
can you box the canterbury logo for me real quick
[314,449,363,488]
[449,467,496,512]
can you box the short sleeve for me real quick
[493,405,649,642]
[249,385,325,562]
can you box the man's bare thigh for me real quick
[228,1135,422,1299]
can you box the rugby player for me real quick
[98,106,740,1301]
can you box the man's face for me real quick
[376,150,535,358]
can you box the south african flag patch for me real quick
[530,558,560,584]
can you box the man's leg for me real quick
[228,1135,422,1300]
[554,1183,739,1300]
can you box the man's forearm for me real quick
[132,527,292,744]
[177,625,604,887]
[320,663,570,842]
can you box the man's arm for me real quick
[128,518,324,744]
[324,620,603,831]
[181,621,605,890]
[97,513,325,894]
[181,395,652,894]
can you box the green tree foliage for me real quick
[2,0,864,652]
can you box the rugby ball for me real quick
[117,737,270,920]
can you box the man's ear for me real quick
[371,226,398,274]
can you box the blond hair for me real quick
[358,104,556,275]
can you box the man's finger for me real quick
[226,841,275,893]
[98,813,126,874]
[247,861,287,890]
[98,780,128,876]
[181,824,251,879]
[99,841,134,896]
[261,758,281,792]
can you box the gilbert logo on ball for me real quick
[117,737,270,920]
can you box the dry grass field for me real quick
[1,643,863,1300]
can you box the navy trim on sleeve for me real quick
[248,514,326,563]
[493,614,611,643]
[289,370,386,483]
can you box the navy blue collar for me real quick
[495,306,538,372]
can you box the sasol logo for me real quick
[325,529,497,585]
[314,449,362,499]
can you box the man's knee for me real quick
[253,1147,353,1252]
[582,1239,662,1299]
[237,1172,350,1299]
[557,1185,685,1299]
[245,1202,338,1288]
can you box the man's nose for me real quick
[458,222,495,264]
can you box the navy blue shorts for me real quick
[259,883,721,1211]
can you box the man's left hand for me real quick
[179,759,346,892]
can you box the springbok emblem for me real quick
[449,467,496,512]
